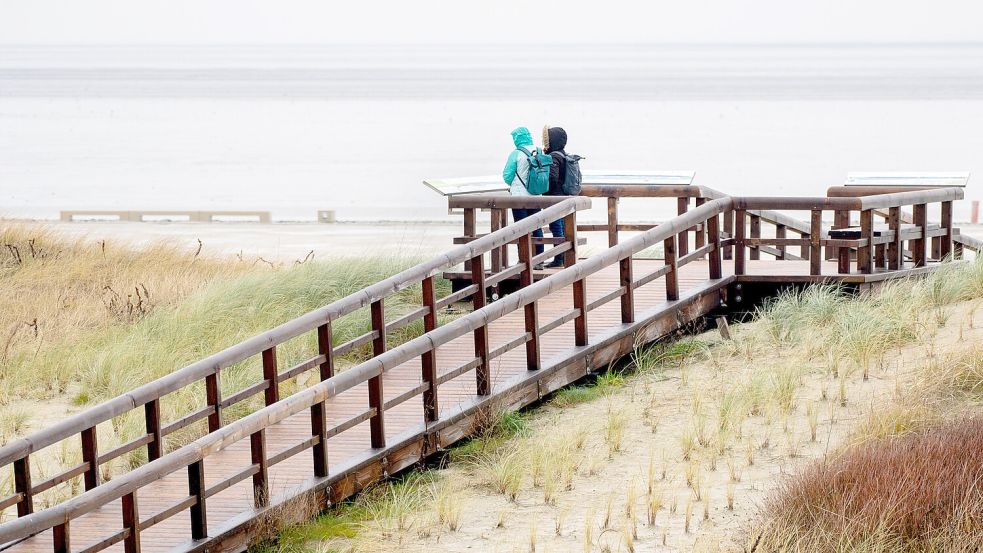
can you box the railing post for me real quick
[800,228,811,261]
[421,276,439,422]
[144,399,162,462]
[499,209,510,269]
[205,370,223,432]
[13,455,32,517]
[619,256,635,324]
[677,197,689,257]
[707,213,722,280]
[810,210,822,275]
[369,299,387,448]
[471,254,490,396]
[122,491,141,553]
[518,234,541,370]
[563,211,578,268]
[53,521,69,553]
[188,460,207,540]
[317,321,334,381]
[858,209,873,274]
[311,399,328,478]
[250,429,269,508]
[913,203,928,267]
[694,198,707,257]
[573,278,588,347]
[831,209,850,262]
[734,209,747,276]
[262,346,279,406]
[463,207,476,272]
[80,426,99,491]
[722,210,734,260]
[607,197,619,247]
[775,223,787,260]
[749,214,761,260]
[940,200,953,259]
[888,207,902,270]
[489,209,502,298]
[664,235,679,301]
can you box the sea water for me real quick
[1,43,981,223]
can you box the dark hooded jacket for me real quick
[543,126,568,196]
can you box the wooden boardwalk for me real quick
[6,258,922,553]
[0,187,974,553]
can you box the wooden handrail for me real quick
[0,198,592,491]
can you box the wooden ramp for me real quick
[0,188,974,553]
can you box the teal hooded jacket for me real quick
[502,127,535,194]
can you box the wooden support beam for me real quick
[913,203,928,267]
[573,278,588,346]
[262,347,279,406]
[317,321,334,381]
[563,212,578,267]
[205,371,223,432]
[749,214,761,260]
[664,236,679,301]
[80,426,99,491]
[518,234,541,370]
[144,399,162,462]
[722,210,734,260]
[677,197,689,257]
[858,209,873,274]
[619,257,634,323]
[941,200,953,259]
[53,521,69,553]
[888,207,901,270]
[607,197,619,247]
[775,223,787,260]
[694,198,706,255]
[250,429,269,508]
[188,460,207,540]
[311,400,328,478]
[421,276,439,422]
[707,213,722,280]
[470,254,490,396]
[122,491,141,553]
[734,210,747,275]
[368,299,387,448]
[810,210,822,275]
[463,208,475,272]
[13,456,32,517]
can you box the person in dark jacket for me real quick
[543,125,569,268]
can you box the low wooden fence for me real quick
[0,186,969,552]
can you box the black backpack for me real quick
[557,153,584,195]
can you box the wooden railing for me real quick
[0,187,968,552]
[0,196,732,552]
[0,199,590,533]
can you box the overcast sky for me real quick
[1,0,981,45]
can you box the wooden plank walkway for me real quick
[5,257,925,553]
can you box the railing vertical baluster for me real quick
[573,278,588,347]
[250,429,269,507]
[888,207,901,270]
[53,521,69,553]
[858,209,873,274]
[122,491,141,553]
[749,214,761,260]
[694,198,706,257]
[940,200,953,259]
[471,254,490,395]
[188,460,207,540]
[607,197,619,247]
[913,203,928,267]
[317,321,334,381]
[707,213,722,280]
[13,455,32,517]
[722,210,734,260]
[563,212,578,268]
[664,235,679,301]
[144,399,162,462]
[262,346,279,406]
[80,426,99,491]
[463,207,476,272]
[810,210,822,275]
[775,223,787,260]
[421,276,439,422]
[734,209,747,276]
[677,197,689,257]
[369,299,387,448]
[205,370,223,432]
[619,256,634,323]
[518,234,541,370]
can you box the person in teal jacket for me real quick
[502,127,545,259]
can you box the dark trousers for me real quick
[549,218,565,265]
[512,208,545,256]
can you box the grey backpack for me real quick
[559,153,584,195]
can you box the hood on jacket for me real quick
[543,126,567,153]
[511,127,534,148]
